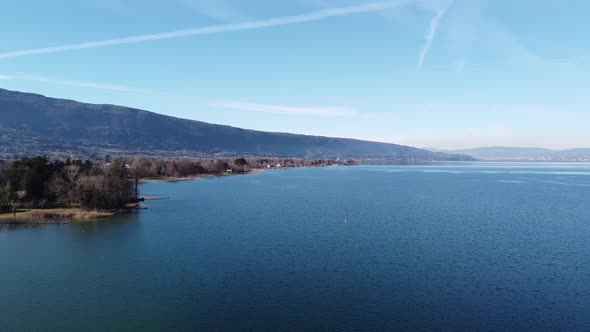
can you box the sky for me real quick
[0,0,588,150]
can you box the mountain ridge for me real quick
[0,88,474,160]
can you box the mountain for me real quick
[554,149,590,159]
[0,88,473,160]
[427,147,590,161]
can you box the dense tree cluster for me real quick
[0,157,136,211]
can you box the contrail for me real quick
[418,0,454,68]
[1,74,155,93]
[212,101,357,117]
[19,76,154,93]
[0,1,409,60]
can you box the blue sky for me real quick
[1,0,588,149]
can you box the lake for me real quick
[1,163,590,331]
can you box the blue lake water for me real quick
[1,163,590,331]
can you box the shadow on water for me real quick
[0,211,141,234]
[0,223,68,233]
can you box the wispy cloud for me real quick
[0,1,408,60]
[212,101,357,117]
[418,0,454,68]
[3,74,154,93]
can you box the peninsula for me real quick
[0,156,356,224]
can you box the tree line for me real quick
[0,156,357,212]
[128,156,355,179]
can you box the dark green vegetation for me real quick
[0,88,473,161]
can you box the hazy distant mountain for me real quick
[427,147,590,161]
[0,88,473,160]
[554,148,590,158]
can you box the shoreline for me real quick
[0,207,137,225]
[1,166,348,224]
[139,168,267,184]
[0,169,271,224]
